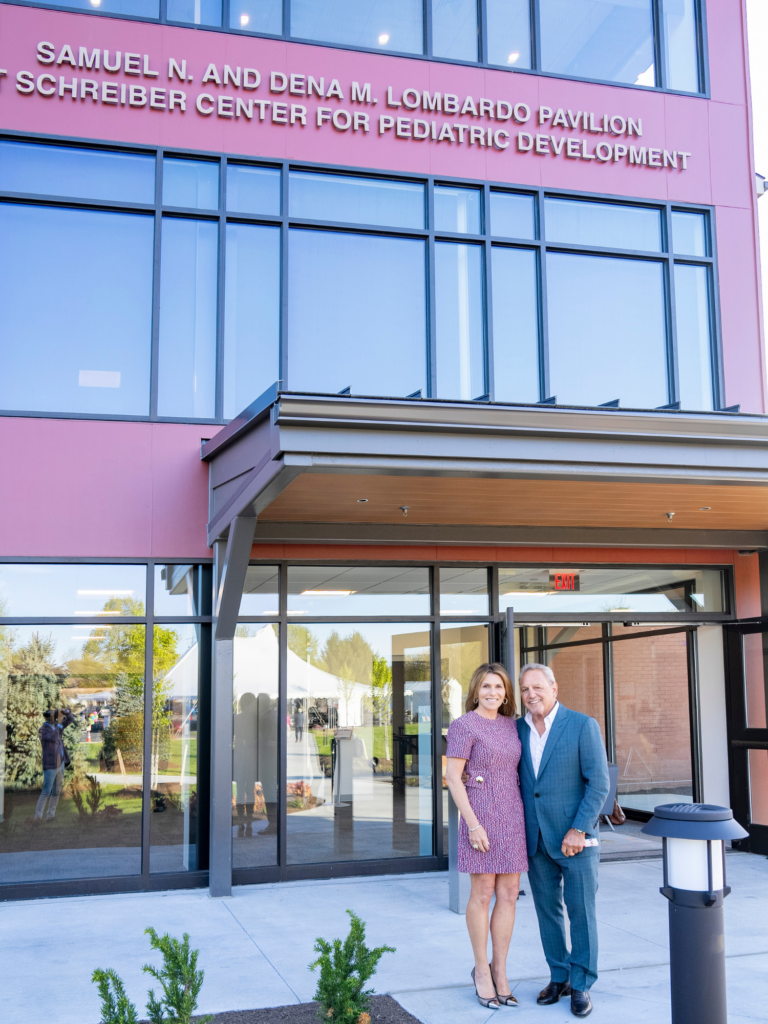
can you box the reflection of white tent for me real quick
[232,626,371,727]
[164,644,199,698]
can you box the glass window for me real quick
[291,0,423,53]
[150,624,205,873]
[524,626,605,740]
[749,750,768,826]
[154,565,212,617]
[491,247,540,403]
[672,211,708,256]
[0,564,147,618]
[287,566,430,615]
[157,219,218,420]
[675,264,713,411]
[547,253,667,407]
[440,621,490,854]
[486,0,532,67]
[240,565,280,616]
[613,625,692,810]
[498,567,725,614]
[231,0,284,34]
[439,568,489,615]
[490,192,536,240]
[540,0,655,86]
[289,172,424,229]
[227,164,281,215]
[0,205,153,416]
[287,229,426,397]
[0,141,155,205]
[163,159,219,210]
[434,186,481,234]
[232,624,279,867]
[662,0,700,93]
[0,625,144,885]
[432,0,479,61]
[286,622,433,864]
[545,199,661,251]
[223,223,281,420]
[743,633,767,729]
[435,243,485,401]
[168,0,222,24]
[38,0,158,11]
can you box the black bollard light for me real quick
[642,804,748,1024]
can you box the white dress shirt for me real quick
[525,701,560,778]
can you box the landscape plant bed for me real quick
[186,996,422,1024]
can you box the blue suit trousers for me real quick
[526,832,600,992]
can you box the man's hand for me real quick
[561,828,586,857]
[461,770,470,784]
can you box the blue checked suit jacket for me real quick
[517,705,610,859]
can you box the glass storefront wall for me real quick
[1,559,730,892]
[0,563,210,891]
[0,139,720,421]
[27,0,705,92]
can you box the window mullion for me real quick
[427,179,437,398]
[665,205,681,405]
[149,151,163,420]
[652,0,665,89]
[216,157,227,421]
[483,183,495,400]
[537,189,550,402]
[141,565,155,878]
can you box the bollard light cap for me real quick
[642,803,749,840]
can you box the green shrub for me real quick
[309,910,395,1023]
[92,968,139,1024]
[142,927,212,1024]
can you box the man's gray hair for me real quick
[519,662,557,686]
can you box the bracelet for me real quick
[468,825,482,833]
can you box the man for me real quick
[35,707,76,821]
[517,663,609,1019]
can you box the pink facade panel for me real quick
[0,418,210,557]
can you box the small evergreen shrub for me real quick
[142,927,213,1024]
[92,968,139,1024]
[309,910,395,1024]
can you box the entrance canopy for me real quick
[202,385,768,554]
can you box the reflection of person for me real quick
[294,707,305,742]
[35,708,76,821]
[233,693,258,836]
[516,664,610,1019]
[445,664,527,1009]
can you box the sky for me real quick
[747,0,768,322]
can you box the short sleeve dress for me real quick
[446,711,528,875]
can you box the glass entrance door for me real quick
[519,624,697,815]
[724,619,768,854]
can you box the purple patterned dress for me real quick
[446,711,528,875]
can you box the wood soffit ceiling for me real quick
[258,474,768,531]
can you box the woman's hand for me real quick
[469,824,490,853]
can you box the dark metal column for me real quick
[209,516,257,897]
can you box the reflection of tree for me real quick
[288,625,322,666]
[369,654,392,759]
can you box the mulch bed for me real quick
[189,996,422,1023]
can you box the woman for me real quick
[445,663,527,1009]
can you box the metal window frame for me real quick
[0,557,213,901]
[0,0,710,98]
[0,129,723,422]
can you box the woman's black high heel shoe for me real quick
[472,967,501,1009]
[490,964,519,1007]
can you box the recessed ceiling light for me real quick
[357,498,369,503]
[378,33,390,44]
[301,590,356,596]
[699,506,712,511]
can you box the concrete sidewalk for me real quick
[1,854,766,1024]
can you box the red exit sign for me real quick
[549,570,580,592]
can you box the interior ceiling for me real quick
[258,474,768,531]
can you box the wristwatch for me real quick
[573,828,586,835]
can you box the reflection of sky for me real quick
[0,564,146,617]
[499,593,678,612]
[2,623,124,674]
[439,594,489,614]
[292,622,432,661]
[154,566,197,616]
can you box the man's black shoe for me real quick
[570,990,592,1017]
[537,981,571,1005]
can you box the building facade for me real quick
[1,0,767,900]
